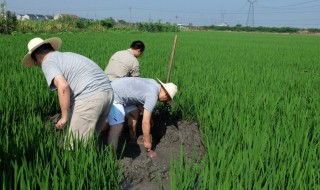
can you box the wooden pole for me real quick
[166,34,178,83]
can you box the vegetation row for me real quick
[1,10,319,35]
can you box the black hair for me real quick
[130,40,145,52]
[31,43,55,60]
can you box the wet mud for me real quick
[116,113,206,190]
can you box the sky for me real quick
[5,0,320,28]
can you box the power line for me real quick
[275,0,320,8]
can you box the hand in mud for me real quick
[144,141,152,152]
[146,150,158,158]
[56,117,68,130]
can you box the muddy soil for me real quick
[47,111,206,190]
[115,112,206,190]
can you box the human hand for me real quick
[143,134,152,151]
[144,141,152,152]
[56,117,68,130]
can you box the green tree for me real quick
[0,0,6,17]
[0,0,18,34]
[100,17,116,29]
[118,19,127,25]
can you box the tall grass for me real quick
[1,31,319,189]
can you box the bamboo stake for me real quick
[166,34,178,83]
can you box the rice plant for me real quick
[1,31,319,189]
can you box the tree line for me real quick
[0,11,319,34]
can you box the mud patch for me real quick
[117,114,206,190]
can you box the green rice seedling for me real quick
[170,146,200,190]
[1,31,319,189]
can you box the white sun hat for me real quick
[157,78,178,106]
[22,37,62,67]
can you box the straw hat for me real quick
[22,37,62,67]
[157,78,178,106]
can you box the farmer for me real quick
[104,40,145,81]
[104,40,145,142]
[22,37,114,149]
[106,77,177,153]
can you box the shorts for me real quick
[67,89,113,148]
[107,102,137,126]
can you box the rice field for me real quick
[0,31,319,189]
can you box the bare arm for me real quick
[53,75,70,129]
[142,109,152,151]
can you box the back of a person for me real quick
[111,77,160,108]
[105,49,138,81]
[43,51,112,101]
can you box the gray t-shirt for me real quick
[111,77,160,112]
[42,51,112,101]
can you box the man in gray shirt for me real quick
[106,77,177,154]
[22,37,113,149]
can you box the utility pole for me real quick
[175,15,178,24]
[246,0,257,27]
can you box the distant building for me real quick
[216,22,229,27]
[17,13,54,21]
[16,14,23,20]
[21,14,37,20]
[35,14,46,21]
[45,15,54,20]
[54,13,79,20]
[177,23,186,30]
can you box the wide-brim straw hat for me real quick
[22,37,62,67]
[157,78,178,106]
